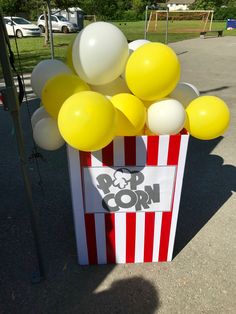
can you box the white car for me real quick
[4,16,41,38]
[37,14,79,33]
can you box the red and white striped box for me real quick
[67,133,189,265]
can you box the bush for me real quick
[121,10,139,21]
[214,7,236,20]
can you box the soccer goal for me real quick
[146,10,214,34]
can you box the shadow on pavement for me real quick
[174,136,236,257]
[0,100,159,314]
[1,267,159,314]
[55,276,159,314]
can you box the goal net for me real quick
[146,10,214,34]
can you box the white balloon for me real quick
[72,22,129,85]
[128,39,150,52]
[31,59,72,98]
[33,117,65,151]
[169,82,200,108]
[31,106,50,129]
[147,98,186,135]
[90,76,130,96]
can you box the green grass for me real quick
[114,20,236,42]
[4,34,77,75]
[0,20,236,79]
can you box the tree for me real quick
[53,0,81,10]
[225,0,236,6]
[43,8,49,46]
[0,0,154,21]
[131,0,145,15]
[0,0,83,17]
[0,0,22,15]
[190,0,235,9]
[79,0,118,18]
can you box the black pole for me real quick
[0,12,45,283]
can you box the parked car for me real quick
[37,14,79,33]
[4,17,41,38]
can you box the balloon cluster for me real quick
[30,22,230,152]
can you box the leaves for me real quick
[191,0,236,10]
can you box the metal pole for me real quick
[209,10,214,31]
[144,5,148,39]
[165,7,169,45]
[0,12,45,283]
[46,0,54,59]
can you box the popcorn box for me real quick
[67,133,189,265]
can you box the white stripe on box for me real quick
[156,135,170,263]
[152,212,163,262]
[167,134,189,261]
[135,137,146,263]
[94,214,107,264]
[92,149,107,262]
[113,137,125,166]
[136,136,148,166]
[67,145,88,265]
[91,150,103,166]
[158,135,170,166]
[115,213,126,263]
[135,212,145,263]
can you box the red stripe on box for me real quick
[167,135,181,165]
[144,212,155,262]
[124,137,136,263]
[102,142,114,166]
[158,211,173,261]
[124,137,136,165]
[168,135,181,213]
[158,135,181,261]
[126,213,136,263]
[105,213,116,263]
[85,214,98,264]
[80,151,92,167]
[146,136,159,165]
[145,136,159,262]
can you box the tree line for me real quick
[0,0,149,20]
[191,0,236,10]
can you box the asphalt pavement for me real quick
[0,36,235,314]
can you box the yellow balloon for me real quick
[136,127,145,136]
[90,76,130,97]
[125,43,180,101]
[42,73,90,119]
[185,96,230,140]
[58,91,116,151]
[110,93,146,136]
